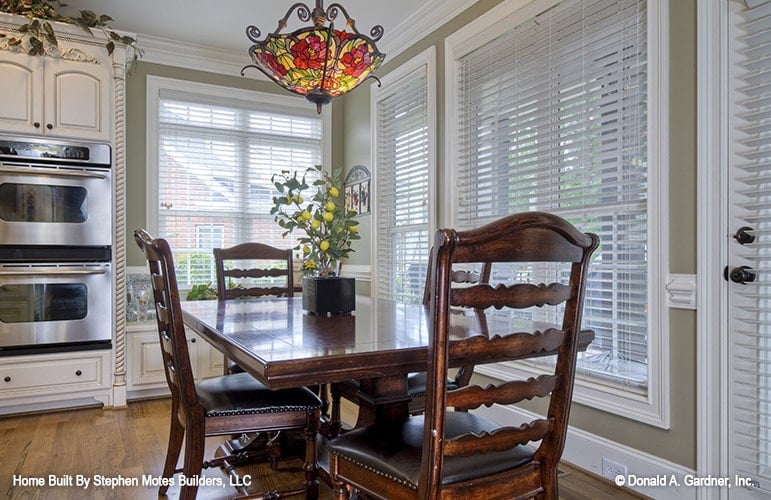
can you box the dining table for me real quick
[181,294,593,486]
[180,295,594,430]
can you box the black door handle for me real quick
[724,266,756,284]
[733,226,756,245]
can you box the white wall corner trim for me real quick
[476,404,696,500]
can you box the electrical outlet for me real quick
[601,458,628,481]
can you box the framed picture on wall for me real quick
[344,165,371,216]
[359,180,370,214]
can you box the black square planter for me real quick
[302,277,356,315]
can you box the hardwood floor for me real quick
[0,398,648,499]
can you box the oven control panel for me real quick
[0,136,111,166]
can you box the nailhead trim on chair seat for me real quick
[332,453,419,491]
[197,372,322,417]
[206,405,319,417]
[328,412,535,487]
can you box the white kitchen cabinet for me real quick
[126,322,224,400]
[0,12,129,412]
[0,47,112,141]
[127,326,167,393]
[195,332,227,379]
[0,349,113,414]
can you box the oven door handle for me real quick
[0,268,107,276]
[0,165,106,180]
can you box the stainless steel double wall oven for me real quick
[0,135,113,355]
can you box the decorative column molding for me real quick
[111,51,128,408]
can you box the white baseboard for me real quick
[476,404,697,499]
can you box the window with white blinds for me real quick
[373,49,435,302]
[150,80,323,288]
[448,0,667,423]
[728,0,771,489]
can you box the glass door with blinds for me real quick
[725,0,771,495]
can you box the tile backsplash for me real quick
[126,272,154,322]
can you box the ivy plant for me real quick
[0,0,142,64]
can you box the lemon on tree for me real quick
[270,164,360,278]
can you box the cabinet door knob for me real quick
[75,370,82,376]
[33,122,40,128]
[46,123,53,130]
[3,376,10,383]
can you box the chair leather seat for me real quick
[197,372,322,417]
[328,412,535,489]
[406,372,458,397]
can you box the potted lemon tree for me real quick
[271,164,360,314]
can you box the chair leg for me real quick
[180,426,205,500]
[541,466,559,499]
[316,384,329,418]
[303,410,320,499]
[266,431,282,469]
[329,384,342,438]
[332,477,349,500]
[160,408,184,496]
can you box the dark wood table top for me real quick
[181,296,593,390]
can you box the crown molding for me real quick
[134,1,476,75]
[137,33,267,80]
[380,0,477,60]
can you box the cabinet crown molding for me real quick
[0,12,132,65]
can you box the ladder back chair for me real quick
[214,242,295,375]
[329,256,489,433]
[135,229,321,500]
[328,212,599,499]
[213,242,295,301]
[412,253,491,412]
[214,242,330,451]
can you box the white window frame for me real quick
[370,47,437,300]
[444,0,670,428]
[145,76,332,240]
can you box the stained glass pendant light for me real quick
[241,1,386,113]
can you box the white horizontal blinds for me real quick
[375,68,430,302]
[731,0,771,490]
[455,0,648,390]
[158,91,322,287]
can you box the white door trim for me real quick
[696,1,729,497]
